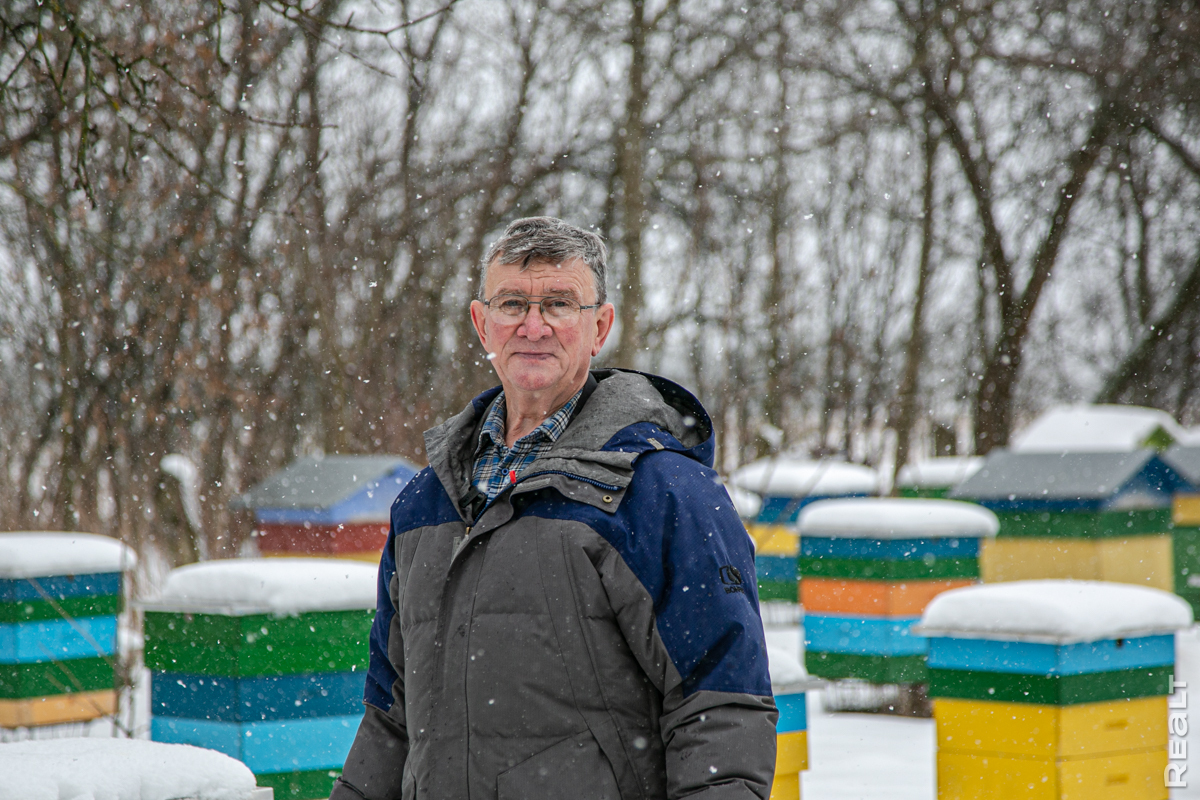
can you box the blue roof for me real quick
[234,455,419,524]
[950,449,1193,511]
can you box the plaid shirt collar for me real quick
[471,388,583,503]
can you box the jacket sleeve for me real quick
[331,522,408,800]
[604,450,778,799]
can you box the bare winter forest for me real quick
[1,0,1199,567]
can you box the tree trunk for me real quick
[891,117,937,490]
[614,0,647,369]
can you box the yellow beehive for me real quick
[935,697,1168,758]
[937,747,1167,800]
[0,689,117,728]
[1176,494,1200,527]
[769,730,808,800]
[979,537,1172,591]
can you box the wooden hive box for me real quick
[0,532,133,728]
[732,459,879,605]
[233,455,417,563]
[951,450,1192,593]
[145,558,376,799]
[766,644,822,800]
[917,580,1191,800]
[797,499,997,685]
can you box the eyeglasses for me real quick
[482,294,600,322]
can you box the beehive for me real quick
[766,644,822,800]
[145,558,376,799]
[951,450,1191,592]
[233,456,416,562]
[798,499,997,684]
[918,580,1191,800]
[733,459,880,603]
[0,532,133,728]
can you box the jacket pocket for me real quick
[497,730,622,800]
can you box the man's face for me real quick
[470,257,614,403]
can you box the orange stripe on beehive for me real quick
[801,578,976,616]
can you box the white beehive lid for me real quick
[0,531,135,579]
[798,498,998,539]
[915,580,1194,644]
[732,458,879,497]
[143,557,377,616]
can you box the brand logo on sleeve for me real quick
[719,565,745,594]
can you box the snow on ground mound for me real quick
[145,557,377,616]
[766,642,822,693]
[0,532,135,579]
[798,498,998,539]
[896,457,983,489]
[916,580,1193,643]
[732,458,879,497]
[0,738,257,800]
[1011,404,1187,453]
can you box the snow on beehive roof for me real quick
[0,532,135,579]
[798,498,998,539]
[145,557,377,616]
[896,457,983,489]
[1011,404,1185,453]
[916,580,1193,644]
[724,484,762,520]
[0,738,258,800]
[232,454,417,511]
[731,458,879,497]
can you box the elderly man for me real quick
[332,217,776,800]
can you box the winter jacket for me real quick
[331,369,777,800]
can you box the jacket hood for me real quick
[423,369,715,515]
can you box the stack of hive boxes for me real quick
[950,450,1192,591]
[145,559,377,799]
[919,580,1190,799]
[731,459,880,603]
[233,455,416,563]
[798,499,998,685]
[765,644,823,799]
[0,532,133,728]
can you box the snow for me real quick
[895,457,983,489]
[798,498,998,539]
[725,484,763,520]
[1011,404,1188,453]
[916,580,1193,643]
[767,642,822,692]
[732,458,879,498]
[0,738,258,800]
[0,532,135,579]
[143,558,377,616]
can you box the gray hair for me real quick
[480,217,608,304]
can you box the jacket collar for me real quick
[423,369,714,517]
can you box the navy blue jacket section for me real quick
[364,505,402,712]
[529,447,770,697]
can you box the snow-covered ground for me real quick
[766,622,1200,799]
